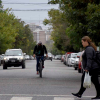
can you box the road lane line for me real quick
[11,97,32,100]
[54,97,74,100]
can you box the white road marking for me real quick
[54,97,74,100]
[0,94,94,97]
[11,97,32,100]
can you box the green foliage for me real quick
[48,0,100,51]
[0,4,36,54]
[43,9,75,52]
[0,0,2,7]
[0,10,18,53]
[43,19,50,25]
[86,3,100,45]
[13,20,36,55]
[51,45,62,55]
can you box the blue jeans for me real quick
[36,56,44,71]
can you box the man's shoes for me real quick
[72,93,81,98]
[91,96,100,99]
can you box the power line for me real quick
[2,3,56,5]
[11,9,51,11]
[3,3,47,4]
[2,9,58,11]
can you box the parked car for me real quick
[52,55,55,59]
[30,55,34,60]
[47,53,52,61]
[63,55,66,65]
[64,52,73,65]
[61,55,65,62]
[25,55,30,60]
[0,55,4,64]
[78,59,82,73]
[78,51,84,73]
[65,54,70,65]
[2,49,26,69]
[55,55,62,60]
[0,55,1,66]
[67,53,77,67]
[74,52,82,70]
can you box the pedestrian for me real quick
[72,36,100,99]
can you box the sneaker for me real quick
[91,96,100,99]
[72,93,81,98]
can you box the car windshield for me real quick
[5,50,22,56]
[77,52,82,58]
[71,54,77,58]
[56,55,61,57]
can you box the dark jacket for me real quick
[82,46,99,71]
[33,45,47,56]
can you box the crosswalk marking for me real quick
[11,97,33,100]
[54,97,74,100]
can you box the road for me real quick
[0,60,97,100]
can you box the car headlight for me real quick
[4,57,9,60]
[19,57,23,60]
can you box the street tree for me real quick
[43,9,76,52]
[0,9,18,53]
[0,1,36,54]
[48,0,100,50]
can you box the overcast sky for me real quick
[2,0,59,29]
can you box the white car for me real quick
[55,55,62,60]
[25,55,30,60]
[74,52,82,70]
[67,53,77,67]
[3,49,26,69]
[65,54,69,65]
[47,53,52,61]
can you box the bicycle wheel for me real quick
[39,61,42,78]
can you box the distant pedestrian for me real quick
[72,36,100,99]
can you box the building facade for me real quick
[29,23,51,45]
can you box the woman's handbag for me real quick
[83,72,91,88]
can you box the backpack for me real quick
[35,45,44,55]
[95,51,100,65]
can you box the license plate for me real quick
[11,60,15,62]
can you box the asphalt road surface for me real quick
[0,60,98,100]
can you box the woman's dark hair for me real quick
[82,36,97,51]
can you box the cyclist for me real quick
[33,41,48,74]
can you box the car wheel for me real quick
[22,62,25,69]
[3,64,7,69]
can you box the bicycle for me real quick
[38,56,43,78]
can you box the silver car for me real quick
[3,49,26,69]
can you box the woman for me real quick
[72,36,100,99]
